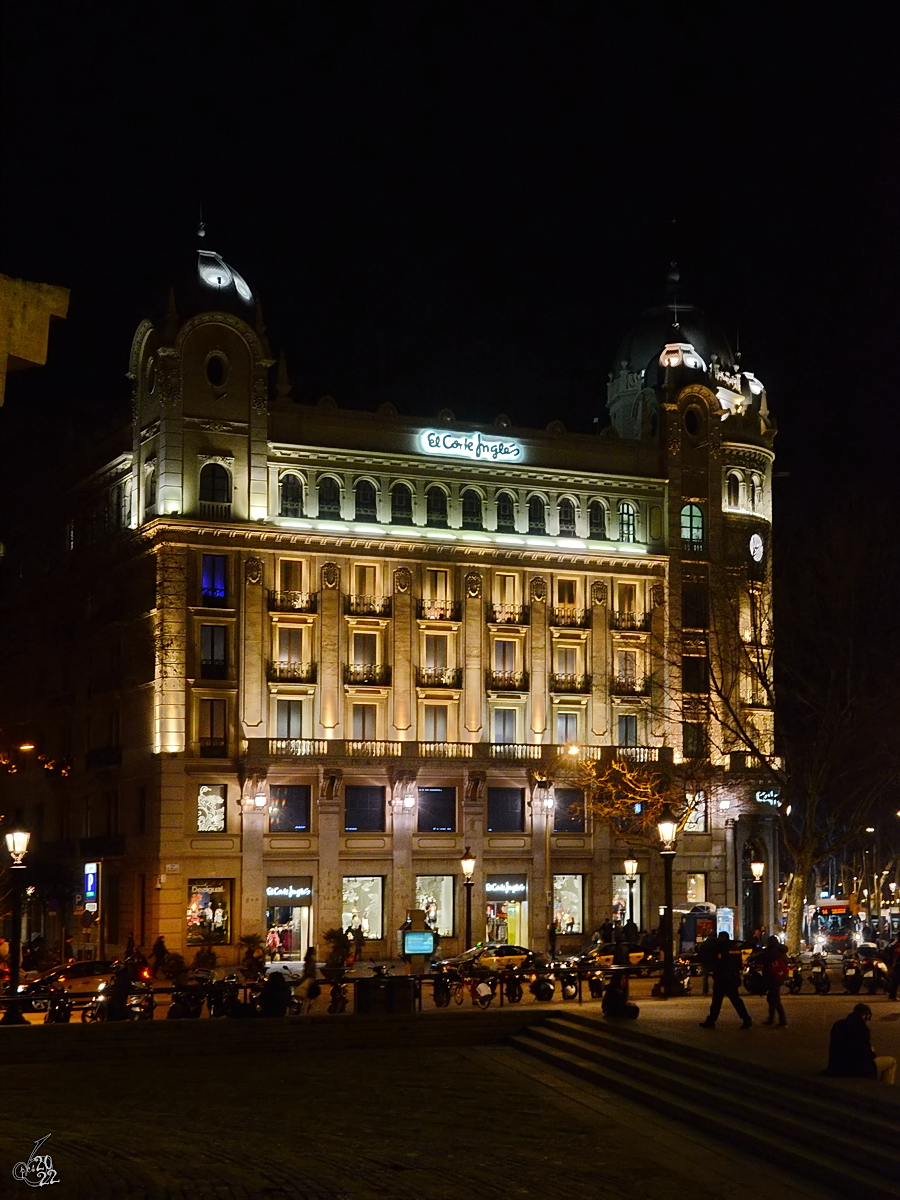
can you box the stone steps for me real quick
[508,1012,900,1200]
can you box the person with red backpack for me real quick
[758,935,789,1026]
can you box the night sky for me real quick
[1,5,898,524]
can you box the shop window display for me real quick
[687,873,707,904]
[196,784,226,832]
[186,879,232,945]
[342,876,384,940]
[552,874,584,935]
[611,872,642,930]
[415,875,454,936]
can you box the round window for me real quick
[206,353,228,388]
[683,406,703,437]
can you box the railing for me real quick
[346,595,392,617]
[251,739,670,765]
[200,590,228,608]
[550,607,590,628]
[609,675,650,696]
[344,664,392,685]
[346,740,403,757]
[416,668,462,687]
[198,501,232,521]
[682,539,706,555]
[269,590,318,613]
[487,604,529,625]
[417,599,461,621]
[549,673,591,693]
[199,738,227,757]
[269,738,329,756]
[609,610,651,631]
[268,661,318,683]
[486,670,529,691]
[200,659,228,680]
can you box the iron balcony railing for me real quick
[549,673,591,693]
[344,664,392,685]
[486,670,529,691]
[609,675,651,696]
[417,599,462,621]
[487,603,529,625]
[269,590,318,613]
[416,667,463,688]
[200,659,228,680]
[682,538,706,555]
[268,661,318,683]
[550,607,590,629]
[345,595,392,617]
[609,610,651,631]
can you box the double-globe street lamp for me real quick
[2,829,31,1025]
[656,804,678,999]
[461,847,475,950]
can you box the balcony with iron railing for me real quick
[487,603,529,625]
[416,667,463,688]
[486,670,529,691]
[609,610,651,631]
[199,737,228,758]
[200,659,228,680]
[344,663,392,686]
[682,539,706,556]
[247,738,673,766]
[269,590,318,613]
[549,673,591,693]
[345,595,392,617]
[417,598,462,621]
[268,661,318,683]
[198,501,233,521]
[609,674,651,697]
[200,589,229,609]
[550,606,590,629]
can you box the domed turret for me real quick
[172,224,256,321]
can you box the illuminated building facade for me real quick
[2,252,781,962]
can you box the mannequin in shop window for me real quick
[266,928,281,962]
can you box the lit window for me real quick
[618,502,636,543]
[681,504,704,547]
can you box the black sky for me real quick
[1,3,898,522]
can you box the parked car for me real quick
[18,960,116,1012]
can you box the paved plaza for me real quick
[1,981,897,1199]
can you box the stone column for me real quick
[463,770,486,949]
[318,562,342,737]
[240,554,266,739]
[589,580,609,742]
[389,772,417,935]
[316,769,343,935]
[529,575,548,742]
[239,792,267,940]
[463,571,485,740]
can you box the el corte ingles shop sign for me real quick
[419,429,523,463]
[266,876,313,902]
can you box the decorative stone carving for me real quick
[464,771,486,805]
[591,580,608,606]
[252,373,268,413]
[651,583,665,608]
[322,562,339,590]
[197,454,236,467]
[393,567,411,594]
[244,557,263,585]
[155,350,181,408]
[465,571,482,598]
[530,576,547,602]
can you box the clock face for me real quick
[749,533,764,562]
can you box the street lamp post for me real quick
[2,829,31,1025]
[656,804,678,999]
[535,782,556,957]
[461,847,475,951]
[624,858,638,928]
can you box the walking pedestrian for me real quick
[352,924,366,962]
[757,935,788,1026]
[825,1003,896,1084]
[150,935,167,978]
[695,931,717,997]
[699,931,752,1029]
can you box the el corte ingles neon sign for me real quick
[419,429,522,462]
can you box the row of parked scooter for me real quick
[742,946,892,997]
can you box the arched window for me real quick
[588,500,606,539]
[199,463,231,504]
[681,503,704,549]
[426,486,448,528]
[618,501,636,543]
[750,474,763,511]
[279,473,303,518]
[496,491,516,532]
[528,496,547,535]
[318,476,341,518]
[391,483,413,525]
[558,498,576,536]
[726,473,741,509]
[354,479,377,520]
[461,489,483,530]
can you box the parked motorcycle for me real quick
[842,953,862,995]
[743,959,767,996]
[432,966,452,1008]
[809,952,831,995]
[500,970,523,1004]
[167,981,206,1019]
[786,958,803,994]
[43,986,72,1024]
[857,944,889,995]
[82,976,154,1022]
[554,967,579,1001]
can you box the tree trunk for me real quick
[785,862,812,955]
